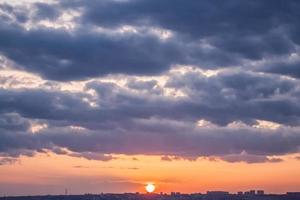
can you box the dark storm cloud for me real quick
[0,71,300,128]
[165,71,300,126]
[0,3,29,23]
[0,88,93,121]
[0,131,40,156]
[33,3,61,21]
[0,118,299,163]
[0,23,185,80]
[0,0,299,80]
[0,113,30,131]
[70,0,299,59]
[0,70,300,163]
[261,61,300,79]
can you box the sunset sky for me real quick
[0,0,300,196]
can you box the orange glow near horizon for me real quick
[0,153,299,196]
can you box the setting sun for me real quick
[145,183,156,193]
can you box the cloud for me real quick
[0,113,30,131]
[0,70,299,163]
[165,71,300,126]
[0,21,186,81]
[161,155,197,162]
[73,165,90,169]
[0,157,18,165]
[0,1,300,164]
[0,3,29,23]
[33,2,61,21]
[220,151,283,164]
[0,1,299,80]
[262,61,300,79]
[161,155,173,162]
[69,152,115,161]
[0,116,300,163]
[70,0,299,64]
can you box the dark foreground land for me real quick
[1,192,300,200]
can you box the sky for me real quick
[0,0,300,196]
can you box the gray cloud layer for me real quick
[0,0,300,163]
[0,0,299,80]
[0,71,300,163]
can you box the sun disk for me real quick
[145,183,155,193]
